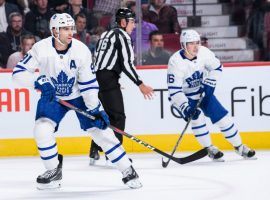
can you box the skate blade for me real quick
[126,178,143,189]
[212,158,225,162]
[243,156,257,160]
[37,180,61,190]
[89,158,96,166]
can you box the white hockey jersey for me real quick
[167,46,222,108]
[12,36,99,110]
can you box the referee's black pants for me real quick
[90,70,126,155]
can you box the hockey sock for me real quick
[34,118,59,170]
[88,128,131,171]
[215,115,242,147]
[191,112,211,147]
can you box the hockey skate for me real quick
[37,154,63,190]
[122,166,142,189]
[89,147,100,166]
[235,144,256,159]
[207,145,224,162]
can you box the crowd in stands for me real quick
[1,0,270,69]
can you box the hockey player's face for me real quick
[59,26,74,45]
[186,41,200,57]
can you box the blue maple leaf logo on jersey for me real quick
[186,71,203,88]
[51,71,75,96]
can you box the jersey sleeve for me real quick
[203,48,223,87]
[77,46,100,110]
[12,44,40,88]
[167,56,189,108]
[118,31,143,86]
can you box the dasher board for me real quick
[167,0,218,4]
[214,50,254,62]
[208,38,247,50]
[175,4,223,16]
[192,26,241,38]
[178,15,230,28]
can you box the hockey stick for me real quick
[162,96,204,168]
[57,99,208,165]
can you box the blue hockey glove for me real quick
[200,78,216,105]
[34,75,55,102]
[88,104,110,130]
[178,102,201,122]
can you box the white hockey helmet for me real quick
[180,29,201,49]
[49,13,76,35]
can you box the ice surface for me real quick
[0,151,269,200]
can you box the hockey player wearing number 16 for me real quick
[167,29,256,161]
[12,13,142,189]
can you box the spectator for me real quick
[93,0,120,17]
[127,1,158,53]
[201,36,209,48]
[49,0,69,13]
[88,25,105,54]
[24,0,54,39]
[143,0,181,34]
[142,30,171,65]
[6,34,35,69]
[0,0,20,32]
[73,13,91,47]
[6,12,31,53]
[0,32,12,68]
[66,0,98,33]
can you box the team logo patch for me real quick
[51,71,75,96]
[186,71,203,88]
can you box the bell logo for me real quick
[0,88,30,112]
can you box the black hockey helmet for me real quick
[115,7,136,24]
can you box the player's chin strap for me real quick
[52,33,65,46]
[162,94,205,168]
[56,98,208,165]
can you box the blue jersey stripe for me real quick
[221,124,234,132]
[12,69,26,76]
[40,152,58,160]
[105,143,121,155]
[80,87,99,93]
[215,65,222,71]
[168,86,182,90]
[15,65,27,70]
[170,90,183,97]
[205,78,216,82]
[225,130,238,139]
[195,131,209,137]
[38,143,57,151]
[186,89,201,97]
[111,152,126,163]
[78,78,97,85]
[192,124,206,130]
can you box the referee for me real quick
[89,7,154,165]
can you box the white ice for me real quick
[0,151,269,200]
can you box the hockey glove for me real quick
[178,102,201,122]
[201,78,216,106]
[88,104,110,130]
[34,75,55,102]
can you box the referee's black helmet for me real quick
[115,7,136,24]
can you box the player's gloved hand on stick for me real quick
[178,102,201,122]
[88,104,110,130]
[200,78,216,106]
[34,75,55,102]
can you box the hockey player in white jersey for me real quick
[167,29,256,161]
[12,13,142,189]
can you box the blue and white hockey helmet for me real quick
[180,29,201,48]
[49,13,76,35]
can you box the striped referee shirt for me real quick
[94,27,143,86]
